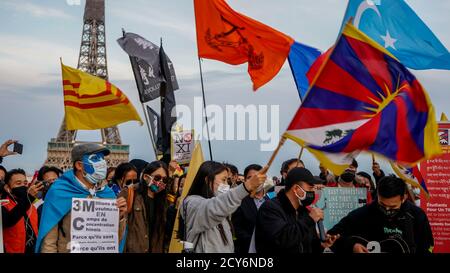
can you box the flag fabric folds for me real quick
[194,0,294,90]
[288,42,321,100]
[146,105,163,154]
[160,43,177,159]
[284,23,441,175]
[62,63,143,130]
[117,32,179,102]
[342,0,450,70]
[391,163,430,200]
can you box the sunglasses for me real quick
[147,175,168,184]
[124,179,139,186]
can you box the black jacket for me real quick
[232,195,267,254]
[328,201,434,253]
[255,189,322,254]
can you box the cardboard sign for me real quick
[171,130,195,165]
[420,122,450,253]
[70,198,119,253]
[315,187,367,231]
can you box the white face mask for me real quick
[83,154,107,185]
[216,183,230,196]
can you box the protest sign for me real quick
[70,198,119,253]
[420,121,450,253]
[315,187,367,230]
[171,130,195,165]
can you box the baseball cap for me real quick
[71,143,110,163]
[286,167,322,187]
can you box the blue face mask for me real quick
[82,153,107,185]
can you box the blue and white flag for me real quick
[342,0,450,70]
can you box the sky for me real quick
[0,0,449,178]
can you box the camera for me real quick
[41,180,50,188]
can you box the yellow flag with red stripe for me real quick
[62,62,143,130]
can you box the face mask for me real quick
[216,183,230,196]
[82,153,107,185]
[378,204,401,219]
[11,186,28,198]
[295,185,315,207]
[146,175,166,193]
[412,188,420,195]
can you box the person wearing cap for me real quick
[255,167,339,254]
[35,143,128,253]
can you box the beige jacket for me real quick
[40,213,72,253]
[40,213,126,253]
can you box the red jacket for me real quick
[2,195,39,253]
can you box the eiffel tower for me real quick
[45,0,129,170]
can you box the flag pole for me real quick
[265,136,287,172]
[198,57,214,161]
[122,28,158,160]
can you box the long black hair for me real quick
[180,161,231,245]
[138,161,170,241]
[186,161,228,199]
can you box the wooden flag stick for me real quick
[298,147,305,161]
[265,136,287,173]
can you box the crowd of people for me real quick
[0,139,433,254]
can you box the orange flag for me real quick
[194,0,294,90]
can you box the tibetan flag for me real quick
[194,0,294,90]
[391,163,430,200]
[62,63,143,130]
[283,23,442,175]
[342,0,450,70]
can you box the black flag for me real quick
[160,42,177,160]
[146,105,163,155]
[117,32,179,102]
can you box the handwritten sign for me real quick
[171,130,195,165]
[70,198,119,253]
[315,187,367,231]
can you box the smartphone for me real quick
[13,142,23,155]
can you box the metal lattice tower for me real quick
[45,0,129,170]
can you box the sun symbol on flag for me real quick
[362,77,406,118]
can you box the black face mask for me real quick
[378,204,401,219]
[296,186,315,207]
[11,186,28,199]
